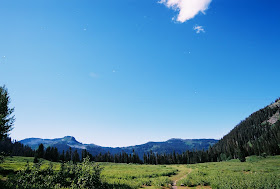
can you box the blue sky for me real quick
[0,0,280,147]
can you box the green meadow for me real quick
[0,155,280,188]
[177,155,280,189]
[0,156,60,180]
[100,163,177,188]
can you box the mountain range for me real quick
[20,137,218,157]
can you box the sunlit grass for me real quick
[0,156,60,172]
[100,163,177,188]
[177,155,280,188]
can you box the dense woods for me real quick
[212,100,280,161]
[0,138,34,157]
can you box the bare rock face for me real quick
[267,111,280,125]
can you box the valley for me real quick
[1,0,280,188]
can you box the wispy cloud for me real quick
[159,0,212,23]
[193,25,205,33]
[1,55,7,64]
[89,72,98,78]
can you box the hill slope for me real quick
[212,99,280,160]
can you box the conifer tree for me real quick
[72,150,80,163]
[36,143,45,158]
[0,86,15,140]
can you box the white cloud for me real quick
[159,0,212,23]
[193,25,205,33]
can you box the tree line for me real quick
[0,137,34,157]
[33,144,143,164]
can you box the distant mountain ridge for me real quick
[20,136,218,157]
[20,136,86,150]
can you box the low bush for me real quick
[5,157,104,189]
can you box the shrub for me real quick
[5,157,104,189]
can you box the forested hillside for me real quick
[212,99,280,161]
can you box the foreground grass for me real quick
[100,163,177,188]
[177,155,280,189]
[1,156,280,188]
[0,157,177,188]
[0,156,60,179]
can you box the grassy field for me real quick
[0,155,280,188]
[100,163,177,188]
[0,156,61,180]
[177,155,280,189]
[0,156,178,188]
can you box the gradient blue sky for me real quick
[0,0,279,147]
